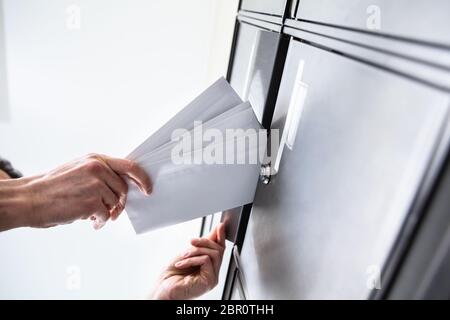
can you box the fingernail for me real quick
[93,220,105,230]
[175,261,183,267]
[183,251,190,258]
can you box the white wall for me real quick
[0,0,236,299]
[205,0,239,84]
[0,0,8,122]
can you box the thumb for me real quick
[102,156,152,194]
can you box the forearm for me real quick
[0,177,36,231]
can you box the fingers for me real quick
[182,246,223,272]
[101,156,152,195]
[95,164,128,220]
[99,183,120,211]
[83,154,152,226]
[98,163,128,200]
[110,200,125,221]
[174,255,217,289]
[98,182,126,221]
[206,223,226,248]
[185,229,225,275]
[167,225,226,296]
[175,255,215,276]
[206,226,218,242]
[91,205,110,230]
[191,237,224,252]
[216,223,226,247]
[92,218,106,230]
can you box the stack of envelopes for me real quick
[126,78,263,234]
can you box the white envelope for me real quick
[125,78,263,234]
[128,78,243,160]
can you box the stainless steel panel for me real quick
[241,0,287,17]
[296,0,450,46]
[283,26,450,92]
[229,22,281,123]
[239,40,450,299]
[238,11,283,26]
[386,145,450,299]
[237,15,282,33]
[372,107,450,299]
[221,207,242,243]
[285,19,450,71]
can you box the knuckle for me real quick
[85,159,104,174]
[92,179,104,190]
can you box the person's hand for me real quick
[151,223,226,300]
[22,154,151,229]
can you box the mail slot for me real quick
[229,22,283,124]
[240,0,287,17]
[296,0,450,46]
[237,39,450,299]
